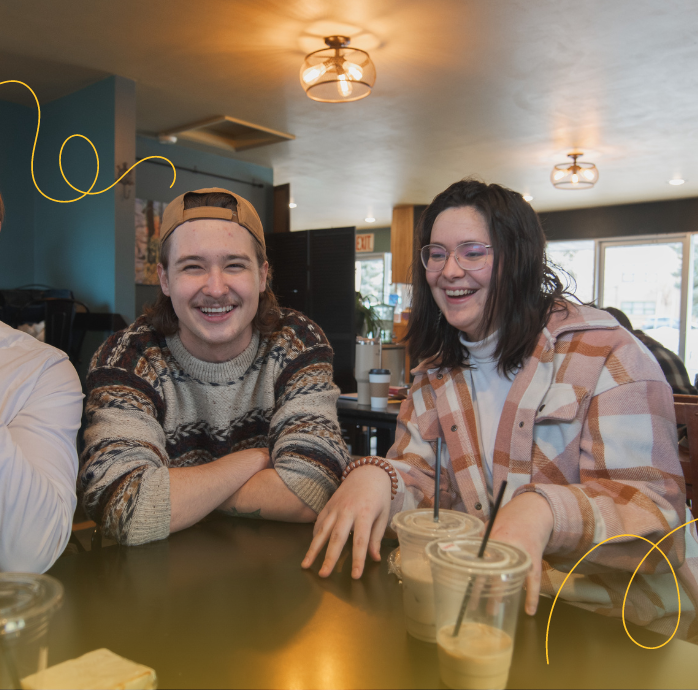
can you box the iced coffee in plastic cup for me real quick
[426,538,531,690]
[391,509,483,643]
[0,573,64,689]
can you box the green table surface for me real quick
[46,516,698,689]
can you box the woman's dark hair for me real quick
[144,191,280,337]
[406,179,572,375]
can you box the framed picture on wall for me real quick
[135,199,165,285]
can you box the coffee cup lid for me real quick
[369,368,390,375]
[391,509,483,539]
[426,537,531,578]
[0,574,63,635]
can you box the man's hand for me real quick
[301,464,392,578]
[488,491,554,616]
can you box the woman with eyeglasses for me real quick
[303,179,698,638]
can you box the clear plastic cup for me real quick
[391,509,484,642]
[0,573,64,689]
[426,538,531,690]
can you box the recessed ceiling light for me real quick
[288,202,297,208]
[668,179,685,186]
[523,194,533,202]
[365,217,376,223]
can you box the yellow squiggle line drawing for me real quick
[1,80,176,201]
[546,516,698,663]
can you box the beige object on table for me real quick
[21,648,156,690]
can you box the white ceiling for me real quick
[1,0,697,230]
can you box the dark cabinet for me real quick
[266,227,356,392]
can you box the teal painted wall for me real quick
[0,99,36,288]
[32,77,117,312]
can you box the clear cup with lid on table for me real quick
[0,573,64,689]
[426,538,531,690]
[391,509,484,642]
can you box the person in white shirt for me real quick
[0,192,83,572]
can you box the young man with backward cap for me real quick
[79,188,350,544]
[0,191,83,571]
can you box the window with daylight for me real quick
[547,234,698,383]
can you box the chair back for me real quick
[674,394,698,519]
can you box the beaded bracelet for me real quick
[341,456,399,498]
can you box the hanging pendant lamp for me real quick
[300,35,376,103]
[550,152,599,190]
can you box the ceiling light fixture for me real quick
[668,179,685,186]
[523,194,533,202]
[365,216,376,223]
[551,152,599,190]
[300,35,376,103]
[288,202,297,208]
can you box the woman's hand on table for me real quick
[301,464,392,578]
[488,491,554,616]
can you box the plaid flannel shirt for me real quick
[386,304,698,640]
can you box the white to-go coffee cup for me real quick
[368,368,391,409]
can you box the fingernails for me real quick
[526,605,536,616]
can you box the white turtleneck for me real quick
[459,331,515,492]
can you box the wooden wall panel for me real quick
[391,206,415,284]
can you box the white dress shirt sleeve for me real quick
[0,356,83,573]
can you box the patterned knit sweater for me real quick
[78,309,350,545]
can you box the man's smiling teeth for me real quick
[445,289,476,297]
[199,306,234,313]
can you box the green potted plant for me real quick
[355,292,381,338]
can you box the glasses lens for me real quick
[455,243,488,268]
[422,245,447,270]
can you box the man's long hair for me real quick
[144,191,280,336]
[406,179,573,375]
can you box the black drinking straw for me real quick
[452,480,508,637]
[434,437,442,522]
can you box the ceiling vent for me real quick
[159,116,295,153]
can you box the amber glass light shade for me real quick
[551,152,599,190]
[300,35,376,103]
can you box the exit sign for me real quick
[356,233,374,252]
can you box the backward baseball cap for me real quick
[159,187,265,251]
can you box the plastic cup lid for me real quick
[391,509,483,539]
[0,574,64,635]
[426,537,531,577]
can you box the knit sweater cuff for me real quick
[275,462,339,514]
[124,466,171,546]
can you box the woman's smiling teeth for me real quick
[199,305,235,314]
[445,288,476,297]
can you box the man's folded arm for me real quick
[254,345,351,521]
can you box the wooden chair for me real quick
[674,394,698,519]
